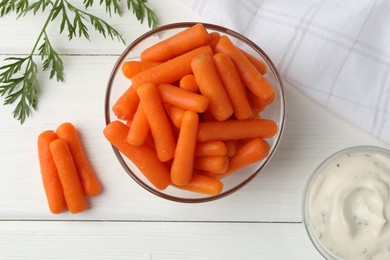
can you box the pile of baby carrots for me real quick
[38,123,102,214]
[104,23,278,196]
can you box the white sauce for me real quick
[307,151,390,260]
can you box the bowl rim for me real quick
[105,22,286,203]
[302,145,390,259]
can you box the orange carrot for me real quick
[225,140,238,157]
[197,119,278,142]
[164,103,186,128]
[213,138,270,179]
[132,46,214,88]
[121,60,162,79]
[56,123,101,197]
[158,84,209,113]
[112,86,139,120]
[213,52,253,120]
[137,83,176,162]
[215,35,273,100]
[209,32,221,51]
[193,155,229,173]
[201,108,217,122]
[37,131,67,214]
[240,49,267,74]
[179,74,198,93]
[171,110,199,186]
[127,103,150,146]
[176,172,223,195]
[141,23,211,62]
[248,89,276,113]
[49,139,88,214]
[195,141,227,157]
[191,54,233,121]
[103,121,171,190]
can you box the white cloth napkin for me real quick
[182,0,390,145]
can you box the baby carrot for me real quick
[225,140,238,157]
[141,23,211,62]
[49,139,88,214]
[164,103,186,128]
[213,52,253,120]
[56,122,102,197]
[137,83,176,162]
[171,110,199,186]
[112,86,139,120]
[103,120,171,190]
[179,74,198,93]
[176,172,223,195]
[127,103,150,146]
[37,131,67,214]
[240,49,267,74]
[248,89,276,113]
[158,84,209,113]
[194,141,227,157]
[215,35,273,100]
[193,155,229,174]
[121,60,162,79]
[132,46,214,88]
[197,119,278,142]
[209,32,221,51]
[191,54,233,121]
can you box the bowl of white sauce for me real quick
[303,145,390,260]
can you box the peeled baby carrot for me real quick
[215,35,273,100]
[132,46,214,88]
[209,32,221,51]
[213,138,270,179]
[141,23,211,62]
[248,89,276,113]
[191,54,233,121]
[137,83,176,162]
[213,52,253,120]
[121,60,161,79]
[112,86,139,120]
[127,103,150,146]
[37,131,67,214]
[240,49,267,74]
[158,84,209,113]
[225,140,238,157]
[176,172,223,195]
[197,119,278,142]
[56,123,102,197]
[193,155,229,174]
[194,141,227,157]
[164,103,186,128]
[171,111,199,186]
[179,74,198,93]
[49,139,88,214]
[103,121,171,190]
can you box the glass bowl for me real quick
[302,145,390,260]
[105,22,286,203]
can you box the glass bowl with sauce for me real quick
[303,145,390,260]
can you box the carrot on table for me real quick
[215,35,273,100]
[194,141,227,157]
[197,119,278,142]
[132,46,214,88]
[225,140,238,157]
[56,123,102,197]
[171,111,199,186]
[179,74,198,93]
[112,86,139,120]
[193,155,229,174]
[141,23,211,62]
[240,48,267,74]
[164,103,186,128]
[213,52,253,120]
[49,139,88,214]
[209,32,221,51]
[137,83,176,162]
[176,172,223,195]
[121,60,162,79]
[127,103,150,146]
[103,121,171,190]
[191,54,233,121]
[158,84,209,113]
[37,131,67,214]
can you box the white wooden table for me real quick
[0,1,388,259]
